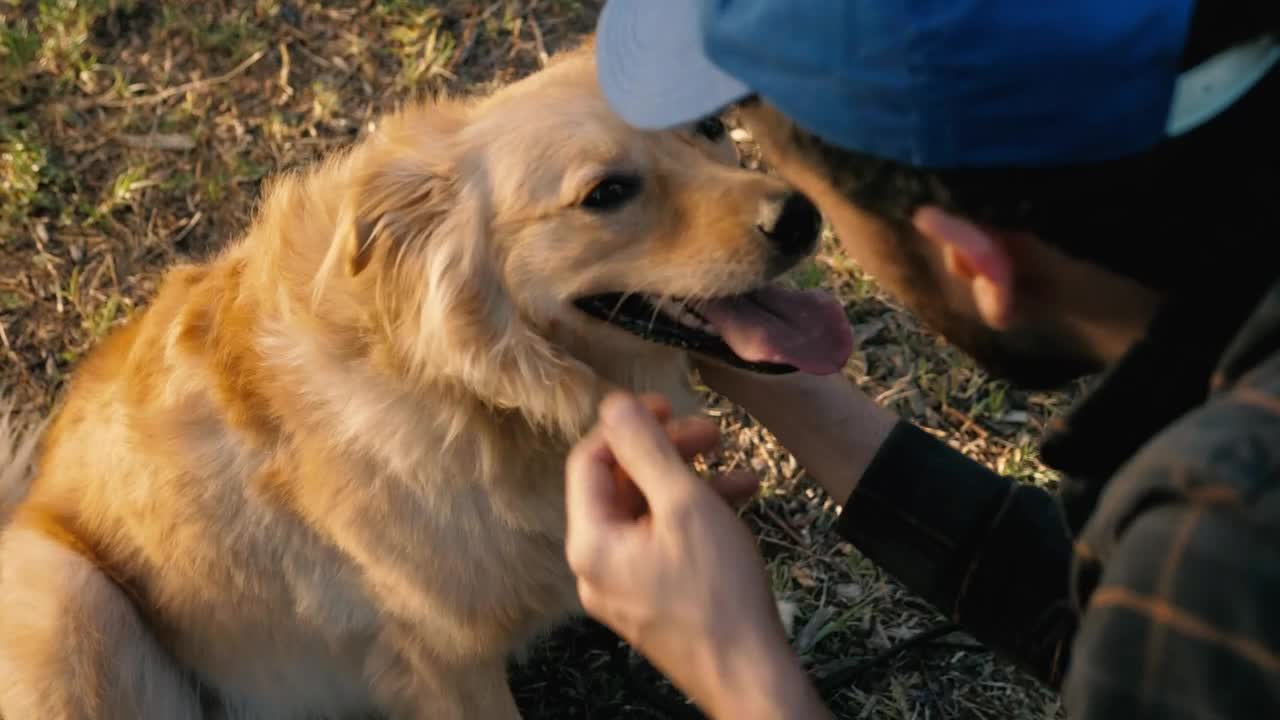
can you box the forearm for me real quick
[700,366,1077,686]
[700,369,896,502]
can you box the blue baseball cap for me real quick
[596,0,1279,168]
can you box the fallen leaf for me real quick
[853,319,885,345]
[775,598,798,638]
[790,565,818,588]
[1000,410,1030,424]
[836,583,863,601]
[115,133,196,151]
[796,606,836,655]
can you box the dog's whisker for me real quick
[681,295,707,319]
[607,291,635,323]
[647,293,670,335]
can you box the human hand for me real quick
[565,392,829,719]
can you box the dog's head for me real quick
[325,46,852,435]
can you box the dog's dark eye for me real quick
[581,176,642,212]
[695,117,726,141]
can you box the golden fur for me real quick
[0,44,801,719]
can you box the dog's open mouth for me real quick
[573,286,854,375]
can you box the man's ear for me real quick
[912,205,1014,329]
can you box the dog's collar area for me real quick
[572,292,797,374]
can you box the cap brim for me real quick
[595,0,751,130]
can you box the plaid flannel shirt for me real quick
[837,277,1280,718]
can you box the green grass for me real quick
[0,126,48,232]
[788,258,828,290]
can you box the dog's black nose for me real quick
[758,192,821,258]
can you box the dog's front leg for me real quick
[0,522,203,720]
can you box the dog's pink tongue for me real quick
[700,287,853,375]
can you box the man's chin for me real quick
[894,276,1104,391]
[971,351,1099,391]
[945,322,1103,391]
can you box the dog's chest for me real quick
[365,463,568,583]
[291,443,577,649]
[141,504,385,717]
[145,395,580,708]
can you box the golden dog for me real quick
[0,43,851,719]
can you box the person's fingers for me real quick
[629,392,721,462]
[565,426,629,578]
[666,416,721,461]
[599,392,700,506]
[708,470,761,509]
[639,394,719,461]
[605,416,720,520]
[571,394,714,522]
[636,393,673,425]
[610,463,650,519]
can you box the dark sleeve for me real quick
[835,420,1078,687]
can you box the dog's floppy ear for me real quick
[340,159,458,278]
[342,171,456,277]
[347,218,379,277]
[334,106,466,278]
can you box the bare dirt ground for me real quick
[2,1,1076,717]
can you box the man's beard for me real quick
[936,311,1102,390]
[889,240,1103,391]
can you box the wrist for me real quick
[696,625,830,720]
[695,361,801,416]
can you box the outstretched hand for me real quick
[564,392,830,720]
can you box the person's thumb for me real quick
[598,392,698,505]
